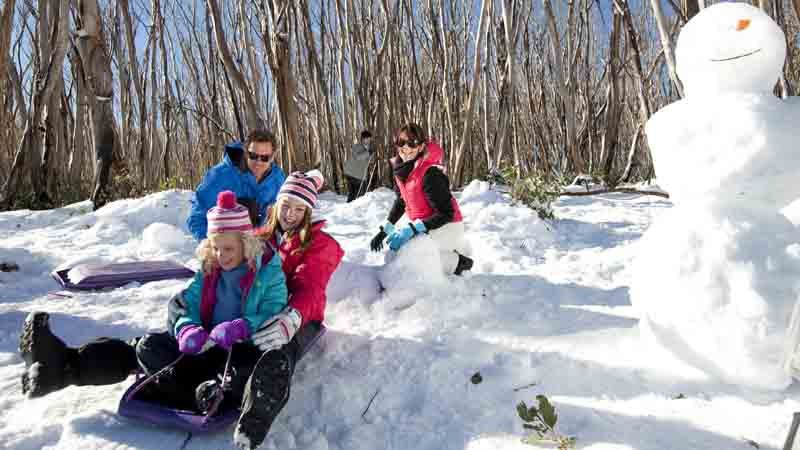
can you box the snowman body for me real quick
[632,2,800,390]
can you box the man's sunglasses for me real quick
[395,138,422,149]
[247,150,274,163]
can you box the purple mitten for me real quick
[209,319,250,351]
[177,325,209,354]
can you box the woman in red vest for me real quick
[370,123,473,275]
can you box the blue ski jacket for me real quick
[187,142,286,240]
[174,245,288,337]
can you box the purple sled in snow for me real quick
[51,261,195,291]
[118,322,327,433]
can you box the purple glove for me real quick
[209,319,250,351]
[177,325,209,354]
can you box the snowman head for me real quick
[676,2,785,97]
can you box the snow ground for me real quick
[1,184,798,450]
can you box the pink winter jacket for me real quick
[262,220,344,325]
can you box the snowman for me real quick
[631,2,800,390]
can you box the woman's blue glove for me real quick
[387,220,427,251]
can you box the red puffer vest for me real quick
[394,140,463,223]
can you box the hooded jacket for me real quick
[174,245,288,337]
[187,142,286,240]
[262,220,344,325]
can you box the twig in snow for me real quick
[361,389,380,419]
[178,432,193,450]
[513,381,538,392]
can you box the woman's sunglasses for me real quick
[247,150,273,163]
[395,138,422,149]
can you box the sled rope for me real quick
[124,354,186,401]
[201,349,234,424]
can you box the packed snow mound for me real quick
[458,180,508,205]
[326,261,382,305]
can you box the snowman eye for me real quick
[736,19,751,31]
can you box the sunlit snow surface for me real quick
[1,182,799,450]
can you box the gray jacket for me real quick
[343,142,372,179]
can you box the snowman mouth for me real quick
[710,48,762,62]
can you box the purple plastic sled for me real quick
[118,323,326,433]
[51,261,195,291]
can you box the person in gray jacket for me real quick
[343,129,374,202]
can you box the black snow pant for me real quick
[134,331,264,410]
[60,322,323,410]
[346,175,367,202]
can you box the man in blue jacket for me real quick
[187,129,286,240]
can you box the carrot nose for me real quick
[736,19,751,31]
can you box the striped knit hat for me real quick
[277,170,324,209]
[207,191,253,234]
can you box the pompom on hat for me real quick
[207,191,253,234]
[277,170,324,209]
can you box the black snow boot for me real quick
[19,312,139,398]
[19,312,77,398]
[234,350,293,450]
[454,253,474,276]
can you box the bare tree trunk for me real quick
[651,0,685,97]
[69,47,87,182]
[260,0,301,170]
[207,0,263,134]
[0,0,16,85]
[119,0,148,181]
[683,0,700,19]
[299,0,340,187]
[601,8,622,185]
[452,0,492,185]
[1,0,69,209]
[75,0,117,210]
[492,0,521,176]
[156,0,173,181]
[542,0,582,174]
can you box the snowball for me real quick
[139,223,194,260]
[378,235,449,310]
[459,180,504,206]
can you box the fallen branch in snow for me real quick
[782,412,800,450]
[0,262,19,272]
[557,188,670,199]
[512,381,538,392]
[362,389,380,419]
[490,184,670,199]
